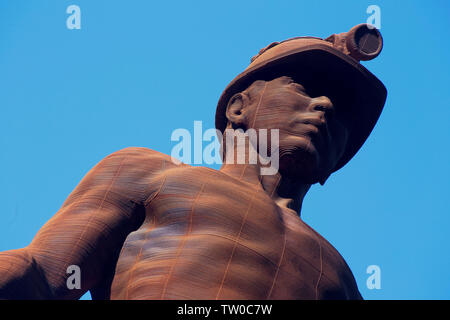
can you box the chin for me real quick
[278,137,323,183]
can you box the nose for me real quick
[308,96,334,117]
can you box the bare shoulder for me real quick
[99,146,183,174]
[103,147,175,167]
[65,147,184,207]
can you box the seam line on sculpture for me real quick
[124,215,157,299]
[314,234,323,300]
[193,232,279,266]
[160,183,205,299]
[124,174,167,299]
[65,156,126,283]
[360,34,369,54]
[120,230,337,285]
[250,82,267,128]
[239,164,247,180]
[270,175,282,198]
[266,230,286,299]
[215,188,257,300]
[301,222,325,299]
[143,161,169,206]
[30,163,108,253]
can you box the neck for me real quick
[219,139,310,216]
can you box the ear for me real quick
[225,92,249,130]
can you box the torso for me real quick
[109,166,361,299]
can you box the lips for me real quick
[293,116,330,150]
[302,117,327,129]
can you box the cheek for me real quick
[250,111,286,131]
[249,92,309,129]
[251,108,299,132]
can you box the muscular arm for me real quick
[0,147,172,299]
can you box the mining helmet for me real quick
[215,24,387,172]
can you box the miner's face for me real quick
[226,76,350,183]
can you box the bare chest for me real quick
[111,168,359,299]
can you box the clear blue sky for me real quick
[0,0,449,300]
